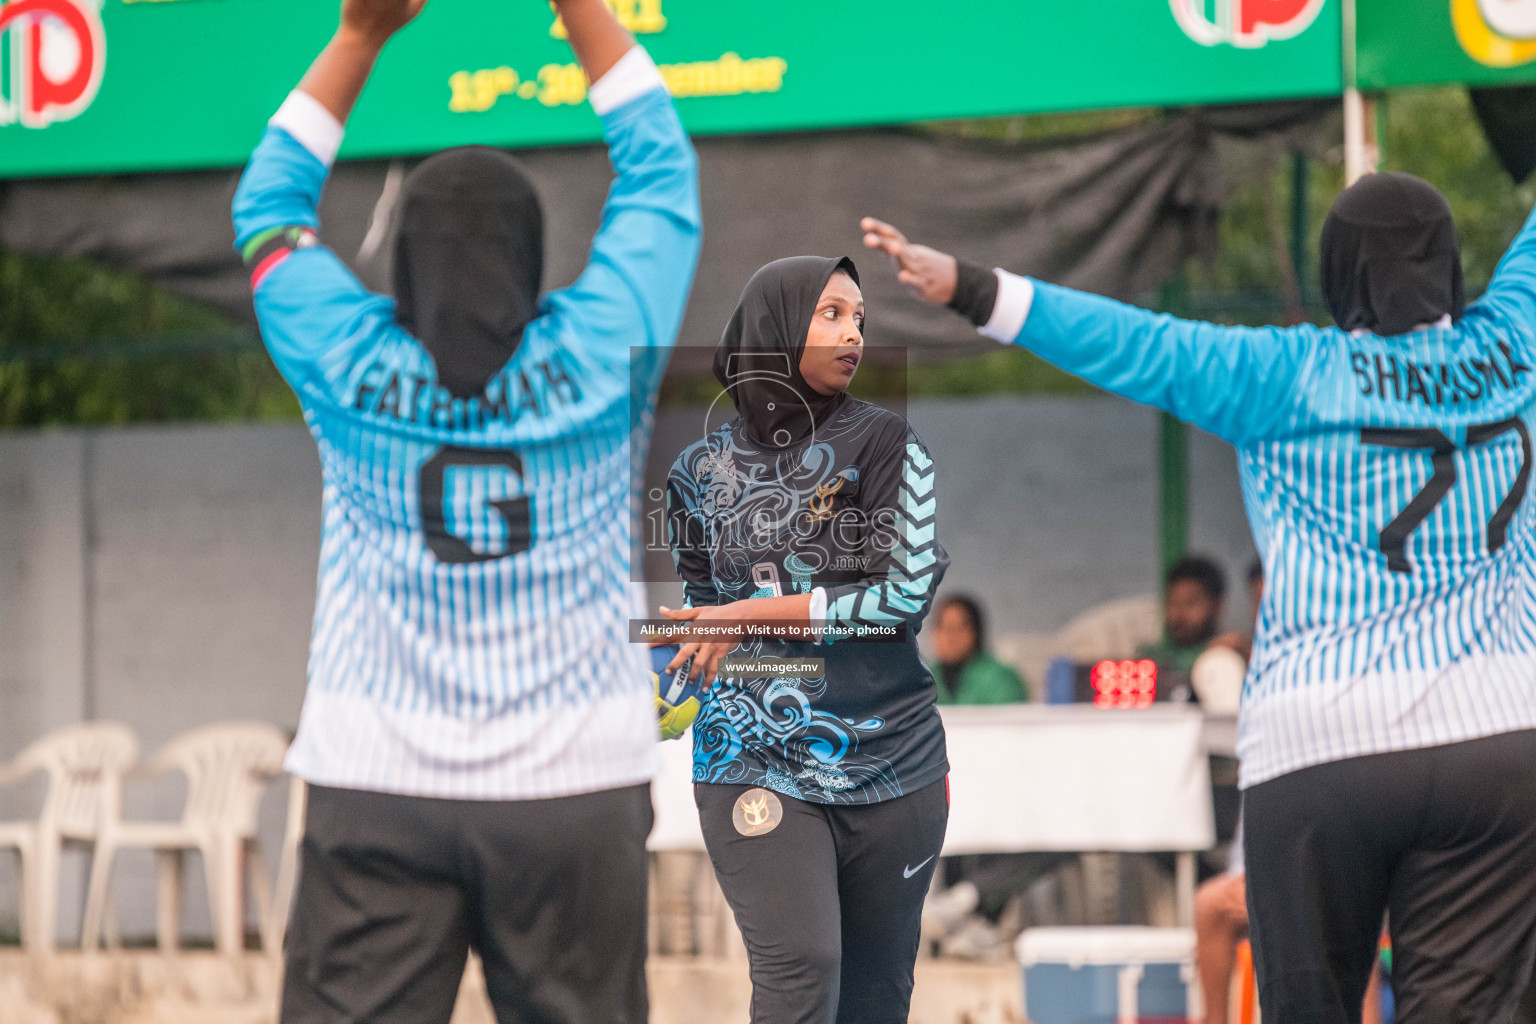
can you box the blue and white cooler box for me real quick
[1018,927,1196,1024]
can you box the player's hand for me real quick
[861,217,959,306]
[667,639,735,690]
[658,606,742,689]
[339,0,428,48]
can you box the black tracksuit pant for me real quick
[1244,730,1536,1024]
[696,778,948,1024]
[281,783,652,1024]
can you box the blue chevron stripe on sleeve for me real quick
[825,442,949,635]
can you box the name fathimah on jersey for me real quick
[231,49,701,800]
[977,213,1536,787]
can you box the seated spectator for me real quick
[1197,852,1383,1024]
[1137,555,1233,671]
[929,594,1030,704]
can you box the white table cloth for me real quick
[650,704,1215,854]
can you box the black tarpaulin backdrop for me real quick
[0,102,1328,355]
[1470,85,1536,185]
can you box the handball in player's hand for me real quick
[652,644,704,741]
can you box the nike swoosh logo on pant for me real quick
[903,855,935,879]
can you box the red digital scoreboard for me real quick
[1088,659,1159,709]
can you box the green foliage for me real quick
[0,251,298,427]
[1188,86,1535,324]
[903,347,1095,397]
[1379,88,1536,288]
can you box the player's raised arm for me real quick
[299,0,428,124]
[546,0,702,359]
[231,0,426,388]
[554,0,636,83]
[1477,199,1536,338]
[860,217,1317,446]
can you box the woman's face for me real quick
[932,602,979,664]
[799,271,864,396]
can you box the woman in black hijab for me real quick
[660,255,951,1024]
[1319,171,1464,337]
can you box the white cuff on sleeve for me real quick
[271,90,345,168]
[979,269,1036,344]
[809,587,829,643]
[588,46,667,115]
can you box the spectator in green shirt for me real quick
[929,594,1030,704]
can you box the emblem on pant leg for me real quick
[732,788,783,836]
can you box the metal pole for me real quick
[1344,91,1374,185]
[1342,0,1376,184]
[81,430,97,722]
[1156,276,1190,579]
[1159,411,1189,577]
[1176,851,1197,927]
[1291,152,1310,310]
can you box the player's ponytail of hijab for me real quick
[393,147,544,400]
[1320,171,1464,337]
[713,255,858,449]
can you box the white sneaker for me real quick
[938,917,1010,963]
[921,881,980,938]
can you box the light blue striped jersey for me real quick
[982,212,1536,786]
[231,59,701,799]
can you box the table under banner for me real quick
[650,704,1218,922]
[650,705,1216,853]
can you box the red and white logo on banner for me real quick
[1170,0,1325,47]
[0,0,105,128]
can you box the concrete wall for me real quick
[0,426,320,945]
[907,397,1255,634]
[0,395,1256,941]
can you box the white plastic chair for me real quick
[82,722,289,956]
[270,773,306,957]
[0,722,139,953]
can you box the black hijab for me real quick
[394,147,544,399]
[713,256,858,449]
[1320,171,1464,337]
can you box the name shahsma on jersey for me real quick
[1350,340,1532,408]
[348,355,584,428]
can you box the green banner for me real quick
[0,0,1342,179]
[1358,0,1536,89]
